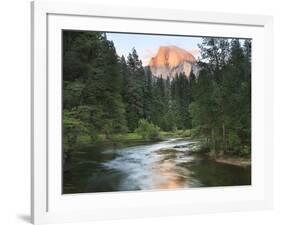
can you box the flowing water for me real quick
[63,138,251,194]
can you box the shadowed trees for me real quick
[63,31,251,157]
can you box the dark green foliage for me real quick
[63,31,127,148]
[124,48,146,131]
[170,73,192,129]
[135,119,161,141]
[190,37,251,156]
[143,68,154,121]
[63,31,251,157]
[63,108,91,151]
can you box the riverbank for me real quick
[194,149,251,168]
[213,156,251,167]
[70,130,191,148]
[157,141,251,168]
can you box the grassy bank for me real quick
[64,129,192,152]
[193,147,251,168]
[77,129,191,145]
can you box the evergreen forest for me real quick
[63,31,251,159]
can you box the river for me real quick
[63,138,251,194]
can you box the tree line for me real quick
[190,38,251,156]
[63,31,251,157]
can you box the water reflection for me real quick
[63,138,251,194]
[151,160,190,189]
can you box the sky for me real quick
[106,32,203,66]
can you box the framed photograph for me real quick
[31,1,273,224]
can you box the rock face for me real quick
[149,45,198,79]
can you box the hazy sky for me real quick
[106,32,203,66]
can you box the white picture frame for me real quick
[31,1,273,224]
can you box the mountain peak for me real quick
[149,45,196,68]
[148,46,197,79]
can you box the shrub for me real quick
[182,130,191,137]
[239,145,251,157]
[135,119,161,141]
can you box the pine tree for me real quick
[63,31,128,145]
[143,68,154,121]
[190,37,251,156]
[125,48,146,131]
